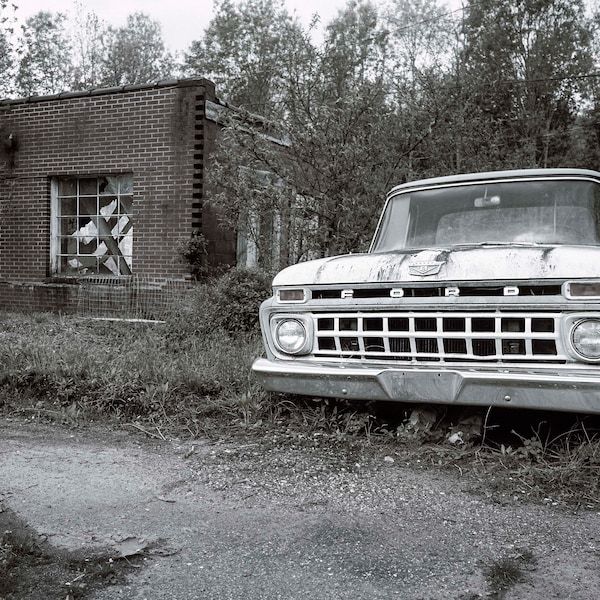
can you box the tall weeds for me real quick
[0,310,263,434]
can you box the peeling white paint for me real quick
[273,245,600,286]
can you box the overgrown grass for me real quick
[398,409,600,509]
[0,308,387,439]
[0,308,264,436]
[2,298,600,510]
[476,420,600,509]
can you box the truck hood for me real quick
[272,245,600,286]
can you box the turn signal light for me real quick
[565,282,600,298]
[277,288,306,302]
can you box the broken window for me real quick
[51,175,133,276]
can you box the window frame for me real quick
[50,174,134,277]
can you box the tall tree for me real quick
[0,0,17,97]
[460,0,594,168]
[321,0,389,98]
[385,0,454,77]
[16,11,72,96]
[282,1,394,254]
[100,12,175,87]
[182,0,302,117]
[205,0,399,268]
[69,2,107,90]
[572,6,600,167]
[380,0,458,178]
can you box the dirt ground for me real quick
[1,416,599,600]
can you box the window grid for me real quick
[54,175,133,276]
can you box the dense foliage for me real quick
[2,0,600,269]
[0,4,175,94]
[193,0,600,270]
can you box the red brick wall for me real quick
[0,79,237,312]
[0,280,79,313]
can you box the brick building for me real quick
[0,78,237,316]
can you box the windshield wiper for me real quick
[449,241,543,247]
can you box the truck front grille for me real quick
[313,311,565,363]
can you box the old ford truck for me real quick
[252,169,600,413]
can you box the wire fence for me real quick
[76,275,196,321]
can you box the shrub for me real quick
[176,233,208,280]
[205,267,273,333]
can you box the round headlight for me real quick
[274,319,308,354]
[571,319,600,360]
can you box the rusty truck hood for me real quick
[272,245,600,286]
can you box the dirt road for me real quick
[1,417,599,599]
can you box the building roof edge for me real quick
[0,78,216,106]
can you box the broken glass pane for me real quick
[119,175,133,195]
[99,197,118,216]
[55,174,133,276]
[99,176,115,195]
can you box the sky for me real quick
[16,0,351,54]
[15,0,596,56]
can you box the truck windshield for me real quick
[371,179,600,252]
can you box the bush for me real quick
[205,267,273,333]
[176,233,208,280]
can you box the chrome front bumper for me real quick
[252,358,600,413]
